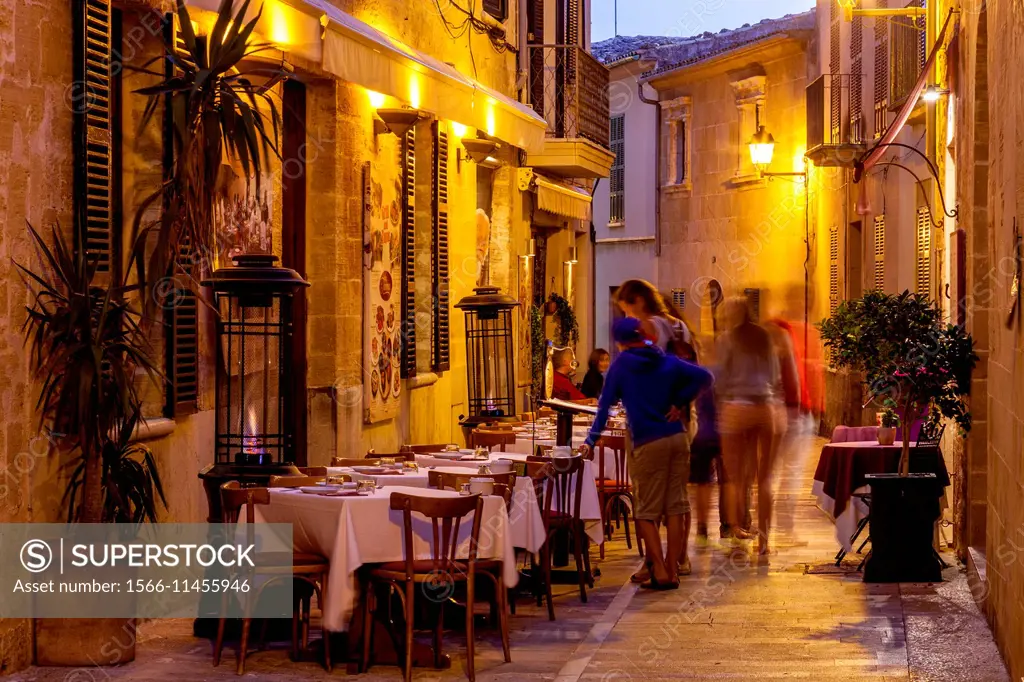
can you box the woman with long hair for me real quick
[616,280,693,358]
[580,348,610,399]
[715,296,782,555]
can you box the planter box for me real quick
[863,473,942,583]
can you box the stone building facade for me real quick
[0,0,609,671]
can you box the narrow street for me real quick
[14,438,1010,682]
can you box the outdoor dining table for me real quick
[326,464,549,553]
[248,485,517,632]
[413,451,605,546]
[812,440,950,552]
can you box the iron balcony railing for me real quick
[807,73,865,150]
[526,44,610,148]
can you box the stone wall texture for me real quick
[958,1,1024,678]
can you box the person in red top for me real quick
[551,348,596,404]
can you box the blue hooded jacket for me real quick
[585,343,714,449]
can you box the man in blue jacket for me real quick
[581,317,713,589]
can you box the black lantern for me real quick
[204,254,308,466]
[456,286,519,428]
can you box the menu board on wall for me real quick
[363,160,403,424]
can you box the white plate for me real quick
[299,487,366,496]
[351,466,388,474]
[431,452,467,460]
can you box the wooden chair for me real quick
[298,466,328,476]
[400,443,452,454]
[593,435,638,558]
[525,455,589,620]
[427,470,516,492]
[215,482,331,674]
[360,492,489,682]
[518,412,536,422]
[330,455,412,468]
[425,472,515,657]
[537,407,555,419]
[471,429,516,452]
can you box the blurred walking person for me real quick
[716,297,783,555]
[765,316,804,543]
[583,318,713,589]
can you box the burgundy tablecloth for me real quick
[813,440,950,521]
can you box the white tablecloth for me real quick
[415,452,604,545]
[250,486,517,631]
[326,467,430,488]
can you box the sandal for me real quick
[640,574,679,591]
[630,568,650,584]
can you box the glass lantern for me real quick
[455,286,519,427]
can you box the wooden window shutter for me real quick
[873,0,889,138]
[916,207,932,297]
[829,224,840,313]
[163,15,199,414]
[400,128,417,378]
[743,288,761,323]
[72,0,116,278]
[431,122,451,372]
[609,115,624,223]
[829,6,841,141]
[873,214,886,291]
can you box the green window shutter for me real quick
[873,214,886,291]
[916,207,932,297]
[432,122,450,372]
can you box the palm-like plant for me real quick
[132,0,290,299]
[18,223,163,523]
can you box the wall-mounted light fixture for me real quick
[921,85,949,103]
[457,137,501,171]
[747,125,806,181]
[376,108,424,137]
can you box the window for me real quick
[873,0,889,137]
[662,96,691,187]
[829,224,840,313]
[743,288,761,323]
[609,115,624,224]
[873,214,886,291]
[727,78,764,181]
[916,207,932,297]
[401,120,452,377]
[482,0,507,22]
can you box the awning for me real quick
[186,0,548,153]
[534,176,592,222]
[860,8,955,175]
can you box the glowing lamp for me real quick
[921,85,948,103]
[747,125,776,172]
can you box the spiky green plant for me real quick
[17,222,163,523]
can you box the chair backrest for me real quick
[492,483,514,514]
[537,407,555,419]
[401,443,452,454]
[526,455,585,526]
[365,451,416,461]
[518,412,535,422]
[389,492,484,578]
[830,425,880,443]
[595,434,628,486]
[268,474,337,488]
[298,466,328,476]
[916,421,946,447]
[472,429,516,451]
[220,481,270,525]
[428,470,516,492]
[332,457,379,467]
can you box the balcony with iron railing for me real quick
[806,73,868,168]
[523,44,614,179]
[889,10,926,111]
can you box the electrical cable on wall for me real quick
[433,0,516,55]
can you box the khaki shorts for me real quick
[628,432,691,521]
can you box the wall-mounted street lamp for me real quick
[921,85,949,103]
[747,126,806,180]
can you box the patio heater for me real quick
[198,254,308,522]
[456,286,519,439]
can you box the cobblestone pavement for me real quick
[12,438,1010,681]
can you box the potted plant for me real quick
[877,404,898,446]
[17,223,165,664]
[819,290,977,582]
[131,0,289,302]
